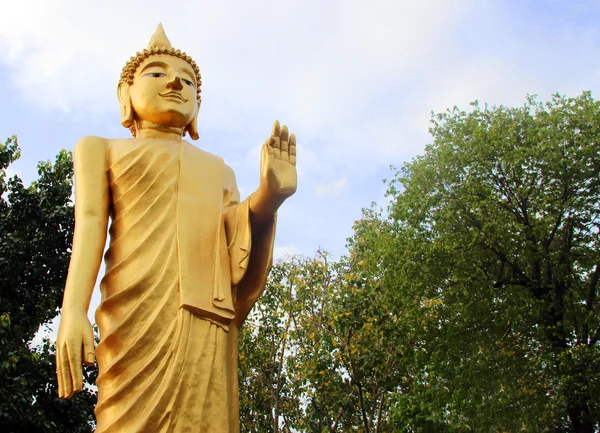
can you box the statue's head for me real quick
[117,24,202,140]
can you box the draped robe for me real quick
[92,138,275,433]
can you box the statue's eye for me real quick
[183,79,195,87]
[144,72,166,78]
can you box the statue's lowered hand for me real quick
[56,310,95,399]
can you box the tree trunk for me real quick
[567,399,593,433]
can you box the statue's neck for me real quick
[135,120,184,140]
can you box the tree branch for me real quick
[331,407,345,432]
[587,264,599,313]
[375,392,386,433]
[369,383,379,431]
[345,329,370,433]
[583,264,599,346]
[273,315,291,433]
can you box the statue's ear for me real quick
[185,101,201,140]
[117,82,134,128]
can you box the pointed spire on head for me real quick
[147,23,172,49]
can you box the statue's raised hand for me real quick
[261,120,297,197]
[251,120,297,216]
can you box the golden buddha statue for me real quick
[56,24,297,432]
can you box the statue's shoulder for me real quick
[74,135,109,149]
[73,136,109,161]
[74,137,138,166]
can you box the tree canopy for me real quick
[239,92,600,432]
[351,92,600,432]
[0,136,96,432]
[239,252,401,432]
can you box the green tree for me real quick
[238,257,301,433]
[239,252,401,432]
[0,136,97,432]
[351,93,600,432]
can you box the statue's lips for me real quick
[159,92,188,102]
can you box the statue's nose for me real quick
[167,76,183,91]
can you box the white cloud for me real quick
[0,0,474,159]
[274,245,302,262]
[315,177,347,197]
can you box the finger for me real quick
[280,124,289,142]
[271,120,281,137]
[59,344,73,398]
[281,125,289,160]
[67,343,83,394]
[271,136,281,159]
[83,327,95,366]
[262,138,274,165]
[289,133,297,166]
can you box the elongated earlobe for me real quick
[117,82,134,128]
[185,102,201,140]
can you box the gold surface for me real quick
[56,24,297,432]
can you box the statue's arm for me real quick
[56,136,109,399]
[225,121,296,327]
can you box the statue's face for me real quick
[129,54,198,129]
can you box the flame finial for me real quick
[147,23,172,49]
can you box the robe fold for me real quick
[93,138,275,433]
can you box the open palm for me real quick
[260,120,297,198]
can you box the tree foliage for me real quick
[239,252,401,432]
[353,93,600,432]
[0,136,96,432]
[239,92,600,433]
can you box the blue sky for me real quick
[1,0,600,326]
